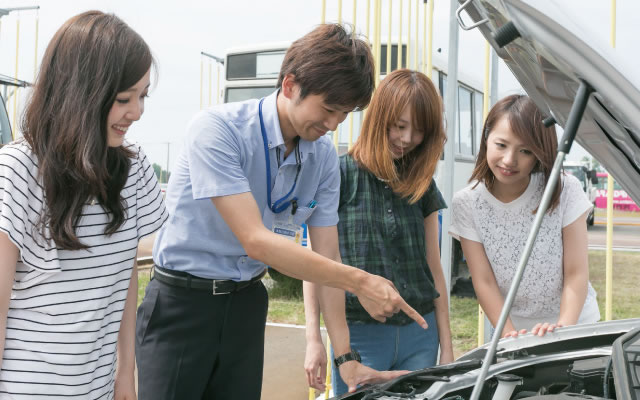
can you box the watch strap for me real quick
[333,349,361,368]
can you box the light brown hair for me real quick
[470,94,562,211]
[277,24,374,111]
[22,11,154,249]
[350,69,446,204]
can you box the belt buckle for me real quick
[212,280,231,295]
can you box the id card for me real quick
[272,214,304,245]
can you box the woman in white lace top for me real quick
[449,95,599,338]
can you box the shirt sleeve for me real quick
[420,179,447,218]
[560,174,593,228]
[134,145,169,240]
[449,189,482,243]
[306,141,340,227]
[0,146,61,273]
[186,110,252,200]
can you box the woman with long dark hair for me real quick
[0,11,167,398]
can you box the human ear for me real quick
[281,74,298,100]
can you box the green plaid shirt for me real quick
[338,154,447,325]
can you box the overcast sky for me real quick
[1,0,638,171]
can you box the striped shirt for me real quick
[0,140,167,399]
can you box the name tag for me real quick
[272,215,304,245]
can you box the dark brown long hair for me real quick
[469,94,562,211]
[350,69,446,204]
[277,23,375,110]
[21,11,154,249]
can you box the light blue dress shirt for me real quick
[153,91,340,280]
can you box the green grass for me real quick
[594,209,640,219]
[136,250,640,357]
[266,298,307,325]
[587,250,640,320]
[137,267,152,307]
[450,296,480,357]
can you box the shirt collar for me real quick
[262,90,317,160]
[262,90,284,151]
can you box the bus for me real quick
[221,42,486,194]
[594,172,640,212]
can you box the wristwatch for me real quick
[333,349,361,368]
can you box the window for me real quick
[457,86,474,156]
[439,73,478,157]
[227,50,286,80]
[379,44,408,75]
[225,86,276,103]
[474,90,484,153]
[256,51,286,78]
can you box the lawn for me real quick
[137,249,640,357]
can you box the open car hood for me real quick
[462,0,640,204]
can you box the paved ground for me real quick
[589,217,640,250]
[262,324,327,400]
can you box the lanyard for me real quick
[259,98,302,214]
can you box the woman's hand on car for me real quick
[531,322,563,336]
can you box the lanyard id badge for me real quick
[271,200,304,245]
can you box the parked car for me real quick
[335,0,640,399]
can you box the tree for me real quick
[581,156,604,172]
[152,163,171,183]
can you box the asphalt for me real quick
[589,217,640,249]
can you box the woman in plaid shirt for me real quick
[304,69,453,396]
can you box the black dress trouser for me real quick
[135,276,269,400]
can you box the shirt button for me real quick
[387,209,392,214]
[384,185,389,189]
[395,258,399,263]
[403,284,407,289]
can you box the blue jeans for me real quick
[331,311,439,396]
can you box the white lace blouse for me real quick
[449,172,600,330]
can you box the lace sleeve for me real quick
[449,190,482,242]
[561,174,593,227]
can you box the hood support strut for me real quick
[469,80,594,400]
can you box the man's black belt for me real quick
[153,265,267,295]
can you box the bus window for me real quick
[457,85,474,156]
[226,50,286,80]
[256,51,285,78]
[0,95,11,145]
[474,89,483,153]
[225,86,277,103]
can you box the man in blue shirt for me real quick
[136,24,427,400]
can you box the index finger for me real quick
[398,298,427,329]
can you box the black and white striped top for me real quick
[0,140,167,399]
